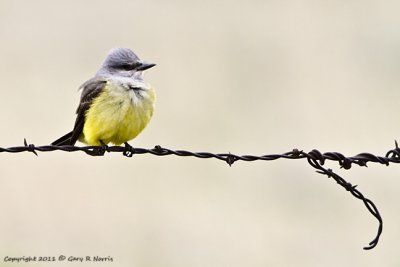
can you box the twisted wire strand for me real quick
[2,139,400,250]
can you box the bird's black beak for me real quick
[136,62,156,71]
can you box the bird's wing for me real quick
[69,78,108,145]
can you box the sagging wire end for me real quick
[310,157,382,251]
[364,240,379,250]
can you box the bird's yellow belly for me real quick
[81,84,155,146]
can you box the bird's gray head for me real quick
[96,48,156,79]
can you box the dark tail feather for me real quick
[51,131,74,146]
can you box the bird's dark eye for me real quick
[119,63,135,71]
[118,62,142,71]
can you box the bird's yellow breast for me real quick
[81,82,155,146]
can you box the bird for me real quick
[52,48,156,147]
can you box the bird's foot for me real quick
[100,140,110,152]
[123,142,135,157]
[88,140,110,156]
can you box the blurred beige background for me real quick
[0,0,400,266]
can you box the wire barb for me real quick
[23,138,38,156]
[1,140,399,250]
[225,153,237,166]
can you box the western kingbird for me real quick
[52,48,156,146]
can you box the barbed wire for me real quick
[3,139,400,250]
